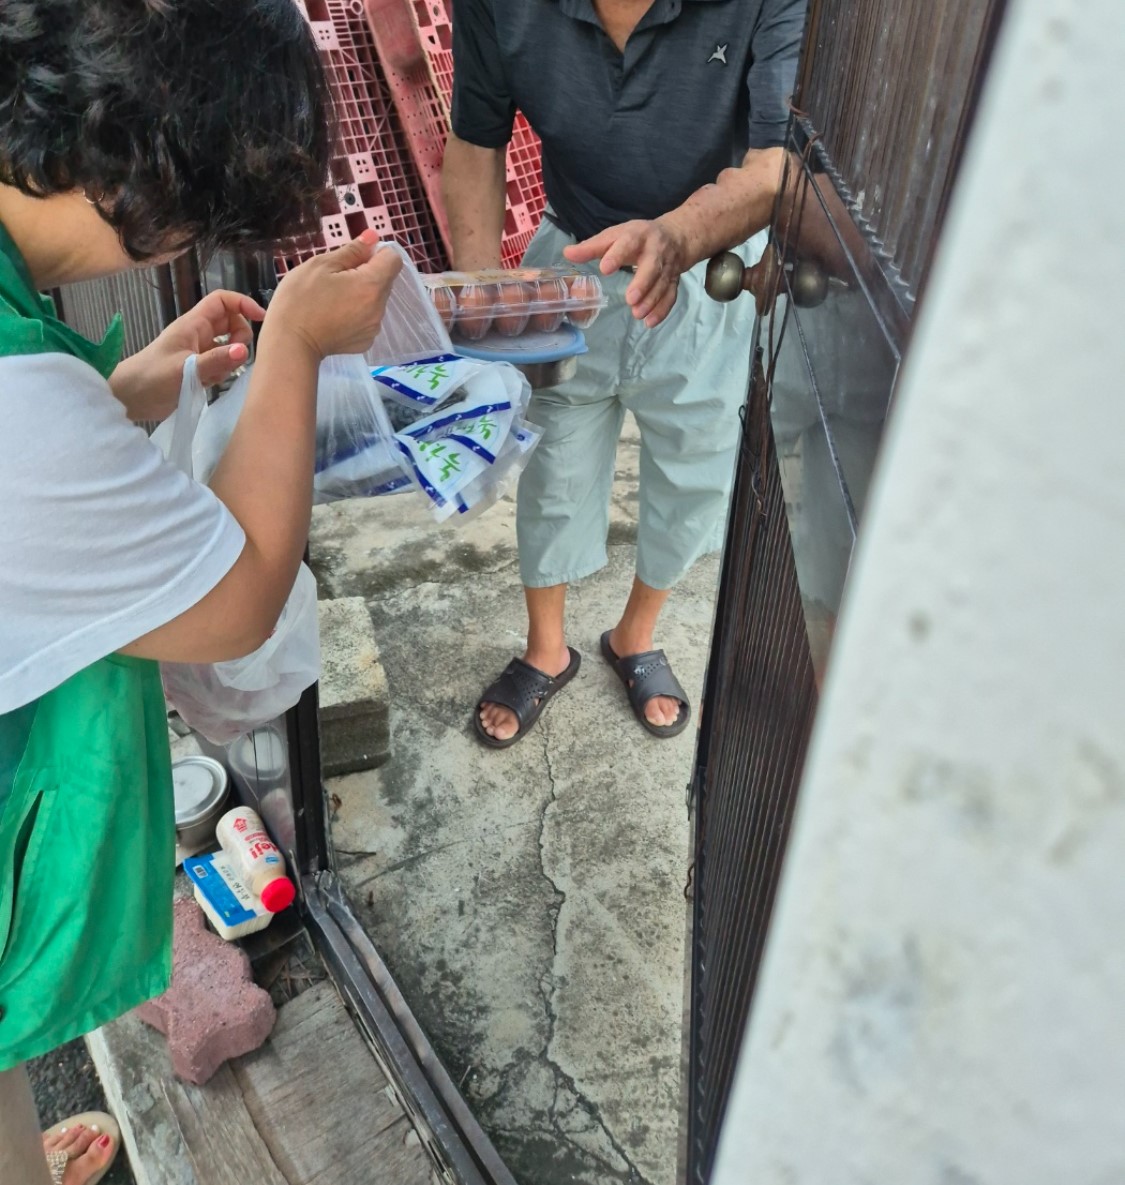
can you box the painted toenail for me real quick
[98,1134,112,1148]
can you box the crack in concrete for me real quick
[533,719,654,1185]
[332,553,521,601]
[317,553,521,601]
[344,816,542,888]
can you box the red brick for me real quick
[135,899,276,1085]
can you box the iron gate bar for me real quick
[286,679,333,877]
[304,872,520,1185]
[686,3,1011,1179]
[786,126,912,351]
[687,345,819,1181]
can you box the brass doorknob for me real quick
[704,252,747,302]
[704,251,833,310]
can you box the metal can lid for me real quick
[172,756,228,827]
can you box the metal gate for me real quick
[687,0,1008,1179]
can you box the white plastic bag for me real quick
[150,354,208,472]
[155,355,321,743]
[161,563,320,745]
[184,243,542,526]
[309,354,405,501]
[193,353,406,503]
[364,241,453,366]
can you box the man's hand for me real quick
[109,290,265,422]
[563,147,791,330]
[564,219,690,329]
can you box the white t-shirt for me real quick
[0,352,246,713]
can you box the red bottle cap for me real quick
[259,876,296,913]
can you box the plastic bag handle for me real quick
[163,355,207,477]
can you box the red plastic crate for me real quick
[274,0,448,276]
[364,0,546,268]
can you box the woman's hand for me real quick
[262,230,404,361]
[109,290,266,422]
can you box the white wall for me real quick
[711,0,1125,1180]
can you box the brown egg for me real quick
[428,283,457,332]
[566,273,603,327]
[528,278,568,333]
[492,281,531,337]
[455,283,495,341]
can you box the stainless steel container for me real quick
[172,755,229,850]
[517,356,579,390]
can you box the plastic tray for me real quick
[452,323,588,365]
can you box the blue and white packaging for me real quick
[183,849,273,941]
[181,245,542,527]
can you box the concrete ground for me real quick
[309,419,721,1185]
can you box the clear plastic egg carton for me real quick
[422,266,607,341]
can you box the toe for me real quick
[479,702,519,741]
[58,1125,86,1152]
[645,696,680,728]
[71,1133,116,1183]
[494,709,518,741]
[67,1128,99,1157]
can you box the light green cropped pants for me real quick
[517,218,764,591]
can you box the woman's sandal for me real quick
[600,631,691,739]
[43,1111,120,1185]
[473,648,582,749]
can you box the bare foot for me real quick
[479,643,572,742]
[42,1123,116,1185]
[608,628,683,729]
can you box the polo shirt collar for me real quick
[0,219,124,378]
[553,0,732,28]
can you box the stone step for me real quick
[317,596,391,777]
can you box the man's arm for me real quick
[444,0,516,270]
[564,147,788,326]
[442,133,507,270]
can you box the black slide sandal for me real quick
[600,631,691,739]
[473,647,582,749]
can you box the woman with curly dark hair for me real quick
[0,0,403,1179]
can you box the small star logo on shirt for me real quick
[707,43,729,66]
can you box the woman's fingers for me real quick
[194,342,249,387]
[227,313,254,349]
[176,292,264,355]
[267,234,405,358]
[356,242,405,288]
[321,229,380,273]
[196,290,265,329]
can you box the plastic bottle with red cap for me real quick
[215,806,296,913]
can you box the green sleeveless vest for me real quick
[0,223,174,1070]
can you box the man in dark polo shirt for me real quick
[446,0,806,747]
